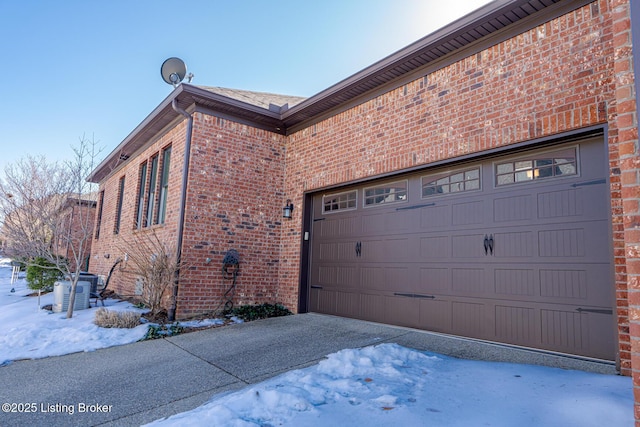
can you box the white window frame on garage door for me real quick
[421,166,482,198]
[493,145,580,188]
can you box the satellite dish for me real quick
[161,57,187,87]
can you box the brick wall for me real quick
[281,1,634,371]
[175,113,287,318]
[89,121,186,298]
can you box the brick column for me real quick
[611,0,640,422]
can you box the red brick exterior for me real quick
[90,0,639,415]
[176,114,286,317]
[89,122,186,298]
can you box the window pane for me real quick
[497,174,514,185]
[114,177,125,234]
[157,147,171,224]
[497,164,513,174]
[536,165,553,178]
[515,160,532,171]
[450,173,464,183]
[556,163,576,176]
[465,179,480,190]
[515,170,532,182]
[465,169,479,180]
[136,162,147,228]
[145,156,159,227]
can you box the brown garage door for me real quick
[309,137,615,360]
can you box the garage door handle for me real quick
[484,235,494,255]
[355,242,362,257]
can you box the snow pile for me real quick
[147,343,633,427]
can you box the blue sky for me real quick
[0,0,490,174]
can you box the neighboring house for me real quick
[88,0,639,396]
[1,193,96,269]
[57,196,97,270]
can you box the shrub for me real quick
[25,257,61,292]
[143,323,184,340]
[94,308,141,329]
[225,303,292,322]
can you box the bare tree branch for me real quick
[0,136,103,318]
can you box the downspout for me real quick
[168,96,193,321]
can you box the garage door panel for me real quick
[310,288,335,314]
[451,268,488,295]
[452,234,488,258]
[318,241,359,261]
[420,205,451,229]
[385,295,420,328]
[494,194,534,222]
[318,215,361,238]
[537,188,584,219]
[421,236,451,259]
[452,301,488,338]
[420,267,450,293]
[492,231,534,258]
[537,221,609,260]
[419,299,451,331]
[495,305,536,345]
[361,265,410,292]
[452,200,486,225]
[361,293,385,323]
[363,209,417,234]
[335,291,360,318]
[539,264,611,305]
[494,268,536,297]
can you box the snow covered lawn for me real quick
[0,258,634,426]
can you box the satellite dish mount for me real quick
[161,57,193,87]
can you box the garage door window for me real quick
[323,190,357,213]
[364,180,408,207]
[422,167,480,197]
[495,148,577,186]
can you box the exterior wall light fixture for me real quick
[283,199,294,219]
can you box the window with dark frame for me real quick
[136,161,147,229]
[145,155,159,227]
[95,190,104,239]
[114,176,125,234]
[156,146,171,225]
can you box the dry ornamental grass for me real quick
[94,308,141,329]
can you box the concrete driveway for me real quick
[0,313,616,426]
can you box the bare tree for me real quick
[0,136,101,318]
[117,229,184,318]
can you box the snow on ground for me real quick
[0,257,149,366]
[146,343,633,427]
[0,257,635,426]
